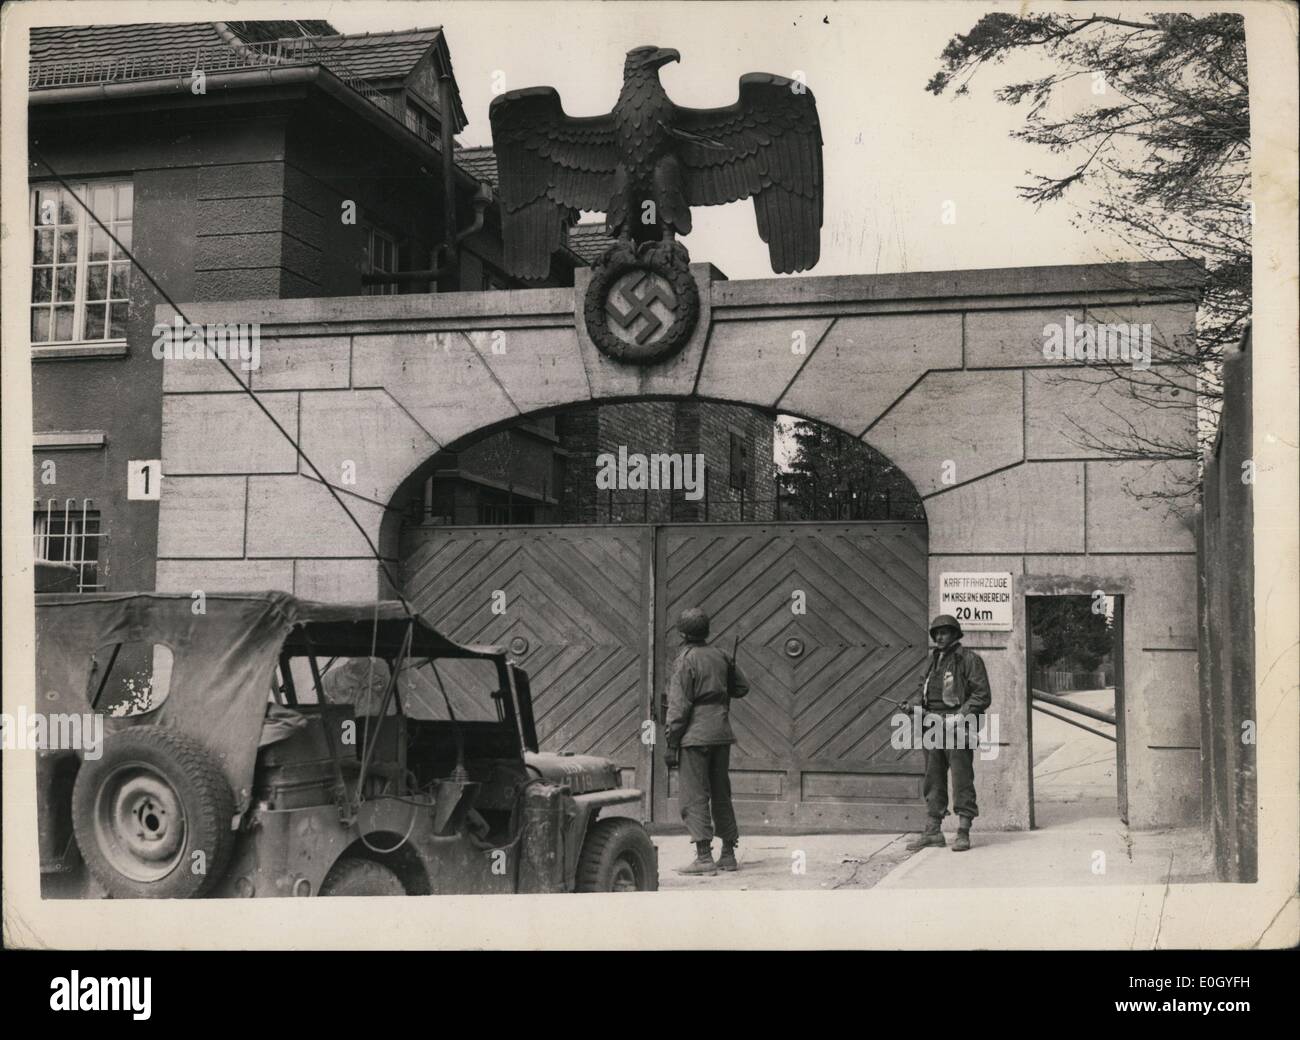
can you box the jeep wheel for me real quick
[575,818,659,892]
[319,856,406,897]
[71,726,235,899]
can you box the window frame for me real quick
[728,430,750,491]
[29,179,133,347]
[33,500,105,593]
[362,222,403,297]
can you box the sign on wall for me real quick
[127,460,162,501]
[938,572,1013,631]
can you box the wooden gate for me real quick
[654,523,928,831]
[401,526,653,802]
[402,522,928,832]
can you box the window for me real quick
[729,431,750,490]
[33,501,104,592]
[477,489,533,525]
[88,642,174,717]
[404,100,438,146]
[30,181,132,344]
[363,224,400,296]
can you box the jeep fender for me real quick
[562,788,643,890]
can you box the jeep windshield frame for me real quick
[278,603,539,754]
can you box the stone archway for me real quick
[156,259,1203,829]
[388,399,932,831]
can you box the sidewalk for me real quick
[654,821,1211,890]
[654,833,913,890]
[874,816,1211,889]
[655,690,1214,890]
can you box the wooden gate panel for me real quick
[654,523,928,832]
[402,527,652,798]
[402,521,928,833]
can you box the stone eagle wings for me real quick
[489,46,824,278]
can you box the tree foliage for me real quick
[1030,597,1114,673]
[928,13,1250,480]
[777,417,924,521]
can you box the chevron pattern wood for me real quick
[401,521,929,832]
[401,527,652,797]
[655,523,929,831]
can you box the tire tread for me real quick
[575,817,659,892]
[71,725,235,899]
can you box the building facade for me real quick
[27,20,591,595]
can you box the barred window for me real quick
[30,181,133,343]
[33,500,104,593]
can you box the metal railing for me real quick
[33,497,105,593]
[1030,688,1116,742]
[28,37,440,150]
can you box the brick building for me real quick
[556,402,776,523]
[27,20,589,594]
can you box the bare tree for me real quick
[928,12,1250,498]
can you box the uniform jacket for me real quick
[919,643,992,716]
[665,642,750,747]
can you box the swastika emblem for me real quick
[605,270,677,347]
[582,240,700,365]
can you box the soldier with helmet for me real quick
[664,607,750,875]
[906,614,992,853]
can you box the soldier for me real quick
[906,614,992,853]
[663,607,750,875]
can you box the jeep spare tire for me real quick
[71,726,235,898]
[576,818,659,892]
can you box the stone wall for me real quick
[153,260,1202,830]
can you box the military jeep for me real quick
[35,592,657,897]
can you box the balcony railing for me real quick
[29,37,440,150]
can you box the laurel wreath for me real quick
[583,241,700,365]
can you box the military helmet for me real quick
[929,613,963,639]
[676,607,710,641]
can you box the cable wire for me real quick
[29,145,413,615]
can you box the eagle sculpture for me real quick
[489,46,823,278]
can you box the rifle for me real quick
[728,634,748,696]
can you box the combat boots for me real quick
[717,841,738,871]
[676,840,718,875]
[905,815,946,850]
[952,816,973,852]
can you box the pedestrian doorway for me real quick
[1025,595,1127,827]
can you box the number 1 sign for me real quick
[127,460,162,501]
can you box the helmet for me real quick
[676,607,710,641]
[929,614,963,639]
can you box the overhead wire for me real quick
[28,145,414,617]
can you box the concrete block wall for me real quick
[154,261,1203,830]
